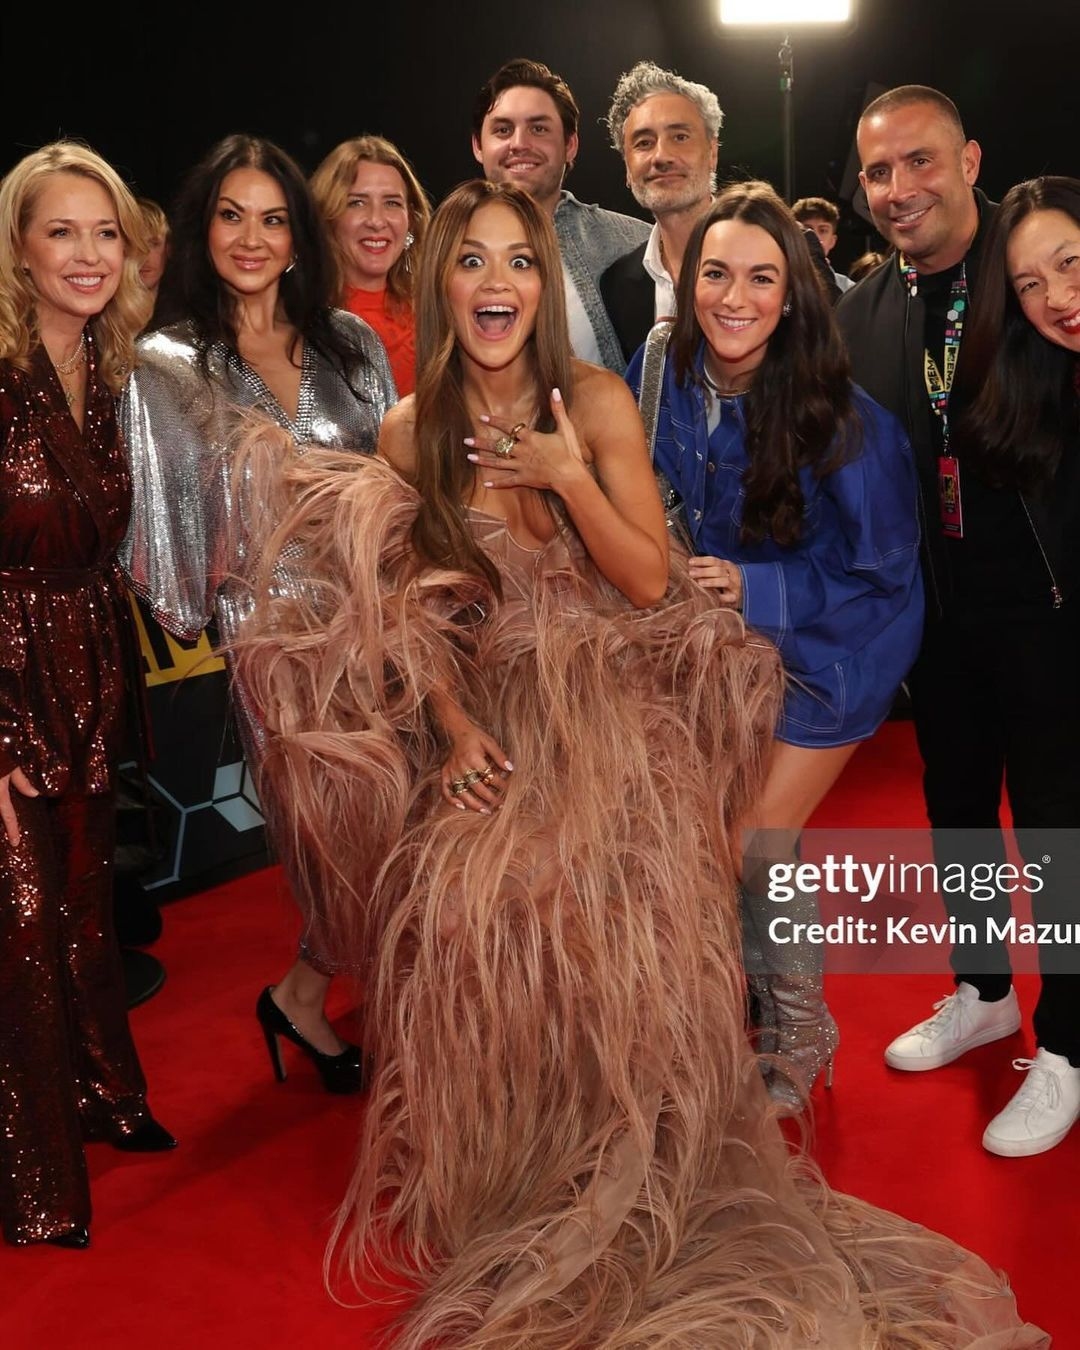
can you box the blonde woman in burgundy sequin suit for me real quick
[232,181,1046,1347]
[120,136,395,1093]
[0,143,176,1251]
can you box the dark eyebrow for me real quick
[701,257,781,274]
[217,195,288,214]
[490,115,554,126]
[633,121,696,137]
[1010,237,1080,283]
[460,237,534,251]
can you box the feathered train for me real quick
[230,420,1047,1349]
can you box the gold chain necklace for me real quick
[51,333,88,407]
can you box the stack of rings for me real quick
[492,422,527,459]
[450,764,498,796]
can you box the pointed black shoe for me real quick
[46,1225,91,1249]
[111,1118,178,1152]
[256,986,369,1095]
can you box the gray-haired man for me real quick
[599,61,723,363]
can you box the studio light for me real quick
[719,0,851,23]
[718,0,855,204]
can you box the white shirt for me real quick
[562,264,603,365]
[643,223,677,323]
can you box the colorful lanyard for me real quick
[900,254,968,452]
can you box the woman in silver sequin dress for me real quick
[120,135,396,1092]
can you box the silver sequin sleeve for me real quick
[118,312,397,643]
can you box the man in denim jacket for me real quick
[472,58,650,373]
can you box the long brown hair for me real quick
[409,179,573,593]
[669,180,856,547]
[310,135,431,310]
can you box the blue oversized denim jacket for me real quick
[626,343,924,746]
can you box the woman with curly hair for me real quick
[0,142,175,1250]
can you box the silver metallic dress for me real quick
[119,313,396,966]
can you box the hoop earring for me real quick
[283,257,297,275]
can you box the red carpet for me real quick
[1,722,1072,1346]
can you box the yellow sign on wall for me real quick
[128,593,225,687]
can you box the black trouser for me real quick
[909,600,1080,1066]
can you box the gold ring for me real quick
[509,422,527,438]
[450,777,470,796]
[493,434,515,459]
[461,768,484,786]
[478,766,497,785]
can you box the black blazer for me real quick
[599,242,655,366]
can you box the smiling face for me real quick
[472,86,577,217]
[802,216,837,258]
[693,218,788,384]
[1007,207,1080,354]
[858,101,981,274]
[447,200,542,373]
[207,167,294,298]
[334,160,410,291]
[20,172,125,336]
[623,92,717,219]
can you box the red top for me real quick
[343,287,416,397]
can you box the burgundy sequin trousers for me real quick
[0,791,147,1243]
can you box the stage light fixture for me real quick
[719,0,851,23]
[719,0,855,204]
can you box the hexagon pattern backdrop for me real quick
[128,596,270,901]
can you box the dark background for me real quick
[3,1,1077,267]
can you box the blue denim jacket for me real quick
[626,344,924,746]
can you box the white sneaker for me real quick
[884,982,1021,1072]
[983,1049,1080,1157]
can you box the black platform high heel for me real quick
[256,986,368,1095]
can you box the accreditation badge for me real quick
[938,454,963,538]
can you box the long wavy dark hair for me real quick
[669,180,857,547]
[155,134,364,380]
[956,176,1080,490]
[409,179,573,595]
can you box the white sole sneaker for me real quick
[982,1050,1080,1157]
[884,985,1021,1072]
[982,1120,1075,1158]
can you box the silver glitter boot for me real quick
[767,979,839,1115]
[741,872,838,1114]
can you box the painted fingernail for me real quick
[504,760,514,771]
[483,481,494,488]
[467,454,479,462]
[464,437,476,447]
[479,414,491,424]
[552,387,562,403]
[480,807,492,815]
[454,800,466,810]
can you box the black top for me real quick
[836,189,1076,618]
[599,241,653,367]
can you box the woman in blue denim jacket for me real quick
[626,181,923,1110]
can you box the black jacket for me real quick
[599,241,654,368]
[836,188,1072,618]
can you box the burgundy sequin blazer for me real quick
[0,342,132,792]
